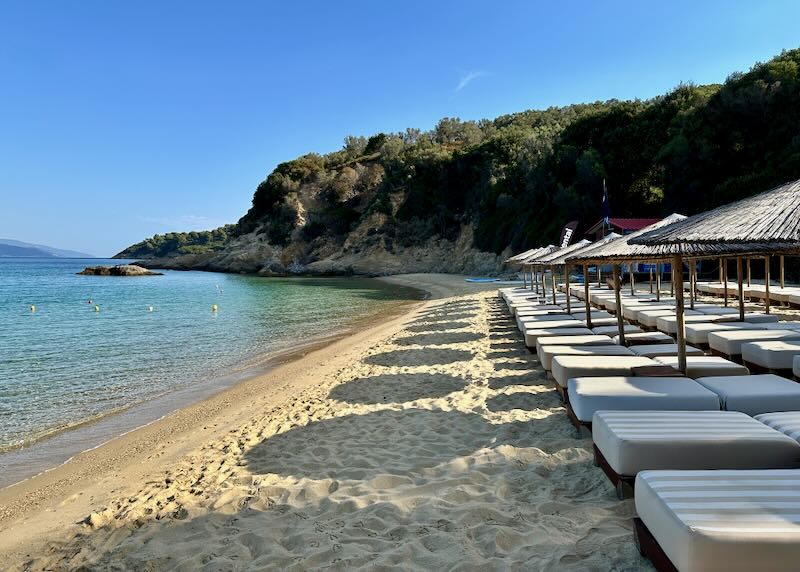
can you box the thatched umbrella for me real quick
[520,245,558,294]
[536,239,591,312]
[545,233,621,316]
[629,179,800,371]
[506,246,554,291]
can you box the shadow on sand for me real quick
[363,348,474,367]
[328,373,468,405]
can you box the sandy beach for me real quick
[0,274,645,570]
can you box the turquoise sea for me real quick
[0,258,421,486]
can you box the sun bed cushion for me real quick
[539,345,634,371]
[764,322,800,331]
[708,330,800,357]
[637,309,702,328]
[698,307,740,315]
[756,411,800,443]
[685,322,766,345]
[654,356,750,378]
[524,328,594,347]
[515,308,567,317]
[742,340,800,370]
[740,313,781,324]
[613,331,674,345]
[592,325,643,336]
[535,335,618,355]
[629,343,705,358]
[622,303,675,322]
[551,356,657,388]
[593,410,800,476]
[635,469,800,572]
[567,377,719,423]
[656,314,719,334]
[694,374,800,416]
[795,355,800,379]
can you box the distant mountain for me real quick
[0,239,94,258]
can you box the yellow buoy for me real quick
[30,304,36,312]
[94,305,100,312]
[211,304,218,312]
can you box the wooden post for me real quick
[649,265,653,294]
[670,262,674,297]
[689,259,695,310]
[747,257,751,288]
[723,259,728,307]
[673,255,687,374]
[597,265,602,288]
[630,262,636,296]
[613,264,626,346]
[781,255,785,289]
[565,264,571,314]
[765,256,771,314]
[522,265,527,289]
[718,258,723,284]
[583,264,592,329]
[551,265,557,305]
[656,263,661,302]
[737,257,745,322]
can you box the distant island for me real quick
[116,48,800,276]
[0,239,94,259]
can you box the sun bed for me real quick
[613,331,674,346]
[593,410,800,498]
[684,322,766,347]
[707,329,800,361]
[550,355,657,400]
[693,374,800,416]
[566,376,719,428]
[524,327,594,348]
[539,345,634,372]
[592,325,643,336]
[756,411,800,442]
[634,469,800,572]
[655,314,722,335]
[795,355,800,380]
[654,356,749,378]
[636,309,702,329]
[534,334,617,356]
[630,343,705,358]
[622,303,675,322]
[764,321,800,331]
[741,340,800,375]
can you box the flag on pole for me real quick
[601,179,610,225]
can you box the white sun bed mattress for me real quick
[685,322,766,345]
[635,469,800,572]
[567,377,719,423]
[742,340,800,371]
[524,327,594,347]
[708,329,800,358]
[629,343,705,358]
[654,356,750,378]
[593,410,800,477]
[756,411,800,443]
[694,374,800,416]
[539,345,634,371]
[591,325,642,336]
[551,355,656,388]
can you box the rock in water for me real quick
[77,265,163,276]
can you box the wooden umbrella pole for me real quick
[629,262,635,296]
[723,259,728,307]
[765,256,771,314]
[583,264,593,329]
[689,259,695,310]
[718,258,723,284]
[649,266,653,294]
[522,265,527,289]
[747,257,751,288]
[613,264,626,346]
[673,255,687,374]
[781,255,785,289]
[565,264,571,313]
[670,262,674,297]
[737,257,745,322]
[551,265,557,305]
[597,265,602,288]
[656,263,661,301]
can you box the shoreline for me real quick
[0,273,498,565]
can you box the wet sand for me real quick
[0,274,647,570]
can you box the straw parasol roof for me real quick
[505,247,540,264]
[520,245,559,265]
[547,233,621,266]
[631,178,800,249]
[532,240,592,265]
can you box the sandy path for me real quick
[2,276,648,570]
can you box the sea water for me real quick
[0,258,421,485]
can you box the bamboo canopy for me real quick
[519,245,559,265]
[533,239,592,265]
[505,247,542,264]
[545,233,620,266]
[631,178,800,248]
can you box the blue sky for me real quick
[1,1,799,256]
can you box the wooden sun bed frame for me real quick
[633,518,679,572]
[593,444,635,500]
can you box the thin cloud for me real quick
[455,70,490,92]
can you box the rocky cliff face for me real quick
[141,223,509,277]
